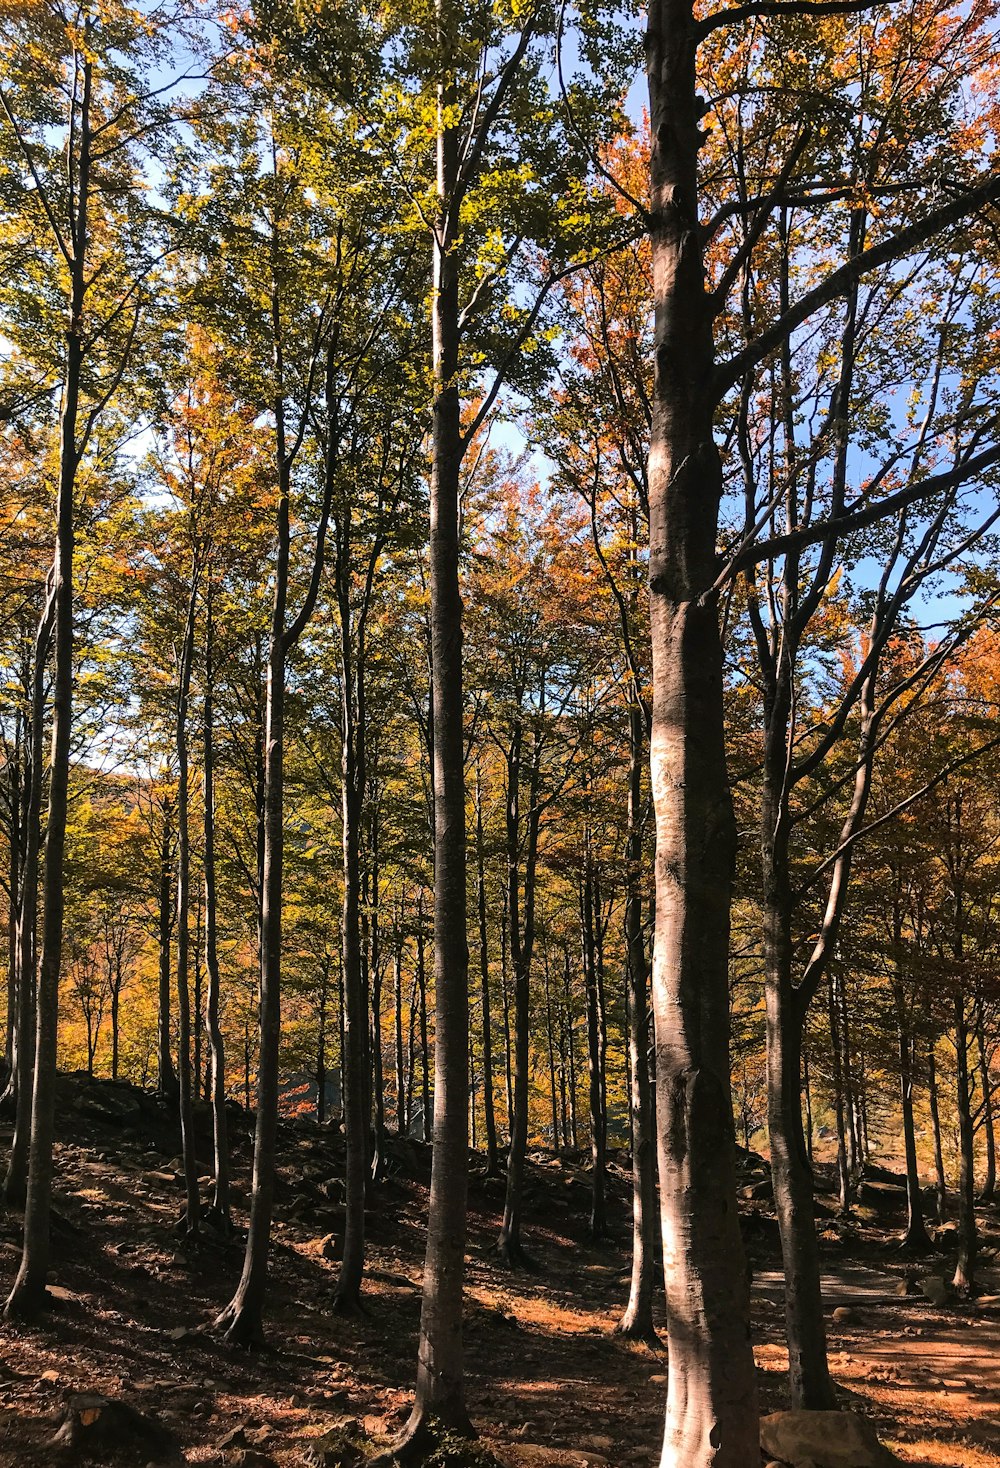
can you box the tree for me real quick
[1,0,180,1318]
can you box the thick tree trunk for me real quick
[646,0,759,1455]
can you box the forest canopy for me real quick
[0,0,999,1464]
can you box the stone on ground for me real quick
[760,1410,899,1468]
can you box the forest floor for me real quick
[0,1075,998,1468]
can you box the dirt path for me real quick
[1,1080,1000,1467]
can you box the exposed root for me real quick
[3,1274,48,1323]
[493,1235,537,1271]
[368,1410,489,1467]
[213,1301,267,1350]
[615,1313,663,1347]
[331,1289,368,1318]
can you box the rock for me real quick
[831,1306,856,1324]
[919,1275,951,1307]
[73,1086,143,1124]
[45,1285,77,1306]
[858,1181,905,1208]
[760,1410,899,1467]
[167,1324,203,1343]
[49,1394,176,1461]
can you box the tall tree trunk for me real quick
[216,504,287,1343]
[417,904,430,1142]
[840,974,860,1185]
[582,852,608,1240]
[216,289,293,1345]
[646,0,759,1454]
[158,807,177,1098]
[215,290,332,1342]
[497,724,542,1267]
[4,600,54,1207]
[828,972,851,1213]
[927,1039,947,1221]
[563,944,578,1149]
[4,53,89,1318]
[394,47,471,1441]
[3,706,22,1084]
[335,497,370,1313]
[976,1002,995,1203]
[175,579,200,1236]
[544,945,560,1151]
[317,955,330,1125]
[954,990,977,1294]
[370,836,385,1182]
[475,767,499,1174]
[394,928,406,1135]
[895,997,930,1250]
[203,588,230,1230]
[406,966,418,1137]
[500,893,513,1137]
[619,707,657,1341]
[110,978,121,1082]
[762,729,833,1409]
[193,895,203,1102]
